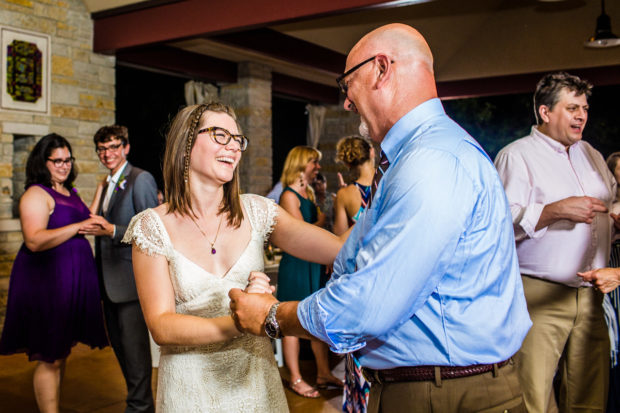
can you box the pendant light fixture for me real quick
[585,0,620,48]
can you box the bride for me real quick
[122,102,343,412]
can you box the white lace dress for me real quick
[123,194,288,413]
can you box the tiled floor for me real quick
[0,344,343,412]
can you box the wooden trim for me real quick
[272,73,340,104]
[116,46,237,83]
[93,0,400,53]
[210,29,345,74]
[90,0,183,19]
[438,65,620,99]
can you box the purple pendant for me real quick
[211,248,216,254]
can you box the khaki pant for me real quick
[367,359,525,413]
[517,276,609,413]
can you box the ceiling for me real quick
[86,0,620,103]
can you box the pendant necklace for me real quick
[190,214,224,255]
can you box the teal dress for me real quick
[277,187,323,301]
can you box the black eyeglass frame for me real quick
[197,126,249,152]
[47,157,75,167]
[336,55,377,96]
[95,142,124,155]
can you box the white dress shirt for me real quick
[102,161,128,214]
[495,126,616,287]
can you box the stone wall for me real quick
[315,104,364,194]
[221,62,272,196]
[0,0,114,326]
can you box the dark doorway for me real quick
[271,96,309,186]
[115,65,187,189]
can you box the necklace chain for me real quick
[190,214,224,255]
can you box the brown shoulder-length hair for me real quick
[163,102,244,228]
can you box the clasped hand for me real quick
[77,215,114,237]
[556,196,620,230]
[229,271,278,336]
[557,196,608,224]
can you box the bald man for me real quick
[230,24,531,413]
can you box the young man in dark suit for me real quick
[88,125,158,413]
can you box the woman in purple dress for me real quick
[0,134,108,412]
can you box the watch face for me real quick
[265,321,279,339]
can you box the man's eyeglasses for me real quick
[47,157,75,167]
[336,55,377,96]
[95,142,124,155]
[198,127,249,152]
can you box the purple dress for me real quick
[0,184,108,363]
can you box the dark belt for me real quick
[362,359,511,384]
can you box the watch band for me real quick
[265,302,282,339]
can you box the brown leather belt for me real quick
[362,359,511,384]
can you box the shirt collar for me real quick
[108,161,128,183]
[381,98,445,163]
[530,125,576,154]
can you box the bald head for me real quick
[343,24,437,142]
[349,23,434,75]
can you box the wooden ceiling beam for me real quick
[210,29,346,75]
[116,46,238,83]
[272,73,340,104]
[94,0,404,53]
[438,65,620,100]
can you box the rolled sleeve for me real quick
[298,290,366,353]
[495,148,544,241]
[514,202,547,240]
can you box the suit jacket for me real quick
[95,163,158,303]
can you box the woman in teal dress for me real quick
[277,146,343,398]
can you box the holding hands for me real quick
[78,214,115,237]
[229,272,277,335]
[229,287,278,336]
[77,216,107,234]
[245,271,275,294]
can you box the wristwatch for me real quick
[264,302,282,339]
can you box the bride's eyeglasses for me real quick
[197,127,249,152]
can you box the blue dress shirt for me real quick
[297,99,531,369]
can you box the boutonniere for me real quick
[71,184,79,196]
[114,174,127,192]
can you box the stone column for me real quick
[317,104,364,193]
[220,62,272,195]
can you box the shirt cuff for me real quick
[111,224,116,238]
[519,203,547,239]
[297,292,366,354]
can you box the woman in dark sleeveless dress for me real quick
[277,146,343,398]
[0,134,108,412]
[333,136,375,236]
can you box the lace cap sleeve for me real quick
[122,209,170,258]
[242,194,279,241]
